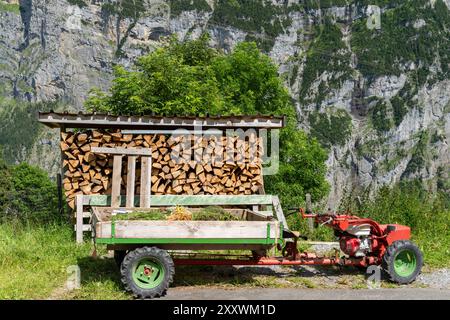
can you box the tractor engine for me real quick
[339,224,372,257]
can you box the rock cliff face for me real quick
[0,0,448,207]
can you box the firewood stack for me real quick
[60,130,264,209]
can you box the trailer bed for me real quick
[92,207,283,250]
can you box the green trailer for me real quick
[86,195,291,299]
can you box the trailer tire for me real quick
[114,250,126,268]
[382,240,423,284]
[120,247,174,299]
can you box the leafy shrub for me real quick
[0,157,14,216]
[0,160,59,224]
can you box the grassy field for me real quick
[0,219,447,300]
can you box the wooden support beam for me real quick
[111,155,122,208]
[126,156,136,208]
[91,147,152,156]
[76,194,84,244]
[83,194,273,206]
[271,196,288,229]
[140,156,151,208]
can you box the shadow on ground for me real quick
[173,264,365,288]
[75,255,367,290]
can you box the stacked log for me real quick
[60,129,264,209]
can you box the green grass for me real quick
[0,2,20,14]
[0,221,132,299]
[112,206,240,222]
[0,222,91,299]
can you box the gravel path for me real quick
[418,269,450,289]
[162,287,450,300]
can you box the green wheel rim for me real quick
[394,249,417,277]
[132,258,165,289]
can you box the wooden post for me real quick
[56,173,63,216]
[140,155,151,208]
[126,156,136,208]
[91,147,152,209]
[76,194,83,243]
[111,155,122,208]
[306,193,313,231]
[60,126,69,221]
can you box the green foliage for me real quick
[390,95,408,126]
[402,131,428,178]
[304,0,350,9]
[370,100,393,134]
[0,158,59,224]
[351,0,450,83]
[0,1,20,13]
[0,99,59,164]
[101,0,145,19]
[265,127,329,209]
[212,41,294,116]
[300,18,351,105]
[86,35,222,115]
[67,0,88,8]
[86,36,293,117]
[86,36,330,205]
[210,0,293,52]
[308,109,352,148]
[0,157,14,216]
[340,181,450,267]
[101,0,147,57]
[169,0,211,15]
[10,163,59,223]
[0,100,48,163]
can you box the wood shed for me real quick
[38,111,286,242]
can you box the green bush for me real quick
[0,157,14,215]
[0,160,59,224]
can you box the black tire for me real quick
[120,247,174,299]
[114,250,126,268]
[382,240,423,284]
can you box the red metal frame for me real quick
[174,255,378,267]
[172,207,411,268]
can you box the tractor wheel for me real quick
[382,240,423,284]
[114,250,126,268]
[120,247,174,299]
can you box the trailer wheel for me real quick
[382,240,423,284]
[114,250,126,268]
[120,247,174,299]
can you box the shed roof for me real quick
[38,111,285,130]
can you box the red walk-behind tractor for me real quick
[288,208,424,284]
[175,207,424,285]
